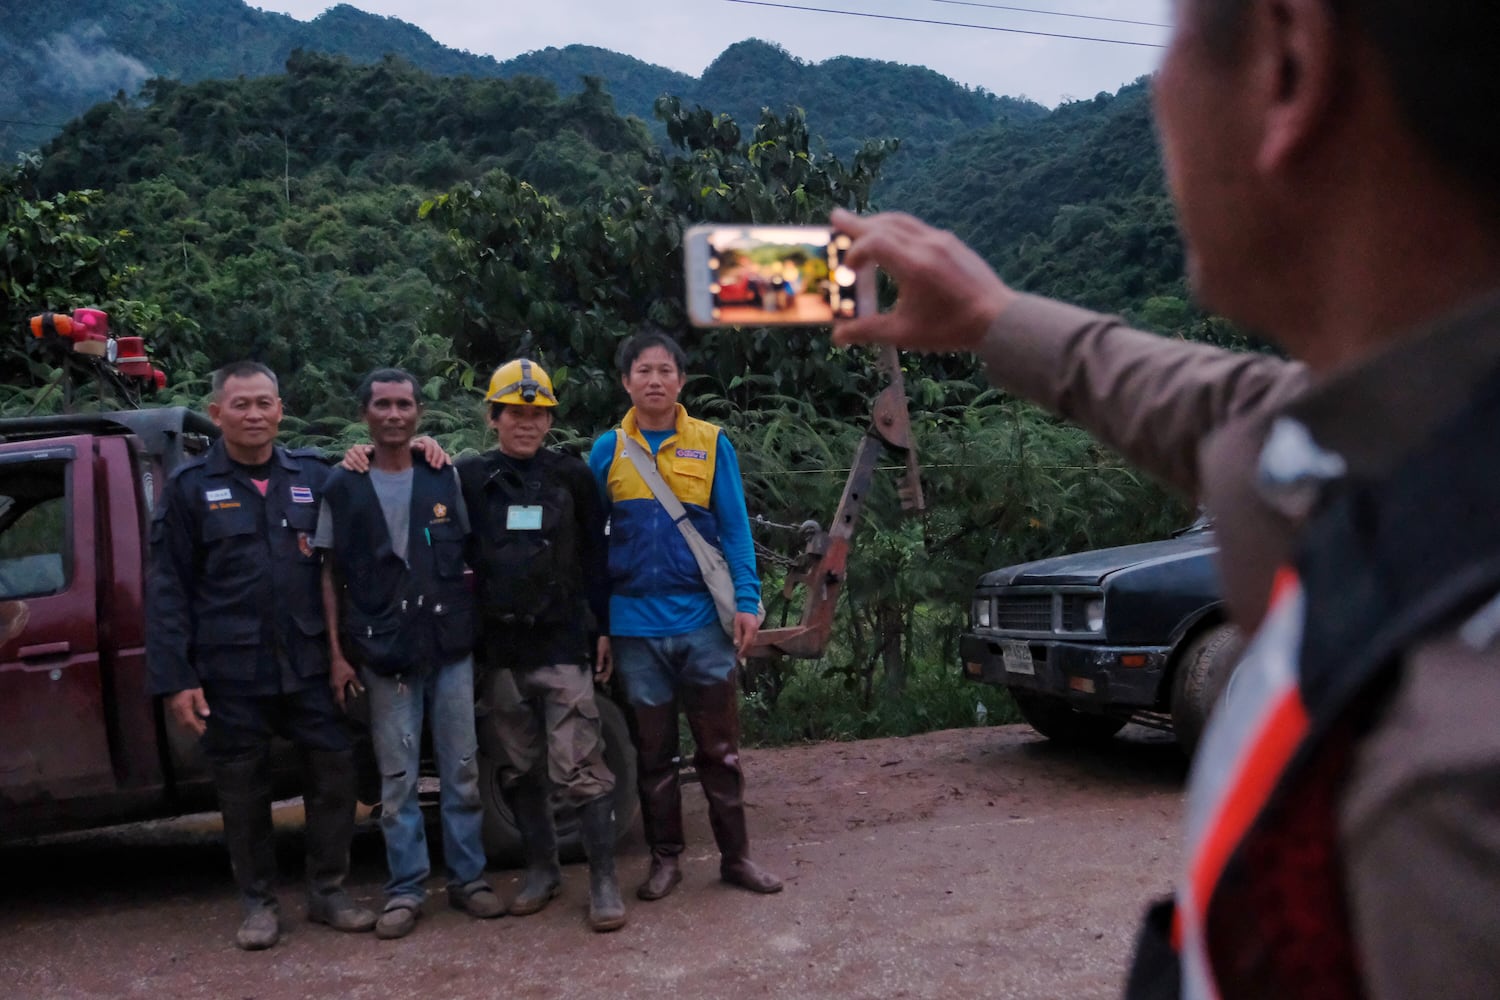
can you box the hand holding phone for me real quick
[684,224,875,327]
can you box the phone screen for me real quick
[698,226,859,325]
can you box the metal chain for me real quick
[754,538,798,568]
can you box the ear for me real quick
[1256,0,1341,173]
[207,400,223,427]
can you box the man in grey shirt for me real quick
[317,368,501,940]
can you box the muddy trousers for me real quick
[628,679,755,867]
[213,747,359,912]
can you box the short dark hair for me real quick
[357,368,422,411]
[1191,0,1500,205]
[1353,1,1500,204]
[615,327,688,376]
[212,361,278,400]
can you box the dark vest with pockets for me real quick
[457,448,584,630]
[322,464,474,677]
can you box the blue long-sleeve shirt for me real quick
[589,425,760,637]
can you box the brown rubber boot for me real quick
[626,700,685,901]
[682,680,783,895]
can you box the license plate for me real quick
[1001,639,1035,675]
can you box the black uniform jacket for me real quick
[146,440,331,696]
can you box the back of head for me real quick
[1197,0,1500,215]
[1355,1,1500,210]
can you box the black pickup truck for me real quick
[959,520,1242,755]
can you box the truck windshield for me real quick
[0,460,69,598]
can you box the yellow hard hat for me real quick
[485,358,557,407]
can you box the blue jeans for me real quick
[364,655,486,902]
[612,621,738,707]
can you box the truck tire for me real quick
[476,687,640,866]
[1010,689,1127,745]
[1170,623,1245,758]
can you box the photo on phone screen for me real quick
[685,225,863,327]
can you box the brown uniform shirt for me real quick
[981,291,1500,998]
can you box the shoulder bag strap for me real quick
[620,435,702,542]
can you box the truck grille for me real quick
[993,595,1053,631]
[1059,594,1092,631]
[979,589,1104,637]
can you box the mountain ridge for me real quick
[2,0,1045,162]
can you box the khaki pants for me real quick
[484,663,614,805]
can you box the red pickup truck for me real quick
[0,408,636,858]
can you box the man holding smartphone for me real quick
[316,368,502,940]
[147,361,376,950]
[590,328,782,901]
[829,1,1500,995]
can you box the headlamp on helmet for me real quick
[485,358,557,407]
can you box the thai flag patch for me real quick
[675,448,708,460]
[289,485,314,504]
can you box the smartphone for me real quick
[684,224,874,327]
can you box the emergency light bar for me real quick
[27,308,167,393]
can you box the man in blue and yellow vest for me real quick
[829,0,1500,996]
[590,328,782,901]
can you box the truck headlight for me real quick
[1085,598,1105,633]
[972,597,992,629]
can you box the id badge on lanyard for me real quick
[507,505,543,530]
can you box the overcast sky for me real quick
[249,0,1172,107]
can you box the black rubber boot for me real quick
[213,750,282,950]
[502,780,561,916]
[301,748,376,933]
[579,794,626,932]
[626,700,685,901]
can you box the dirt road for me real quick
[0,725,1186,1000]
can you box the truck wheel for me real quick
[1010,689,1127,744]
[1170,623,1244,758]
[476,686,640,866]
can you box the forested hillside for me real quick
[17,52,655,420]
[3,44,1197,734]
[882,82,1195,331]
[3,0,1037,170]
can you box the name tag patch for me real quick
[507,505,543,531]
[205,488,233,503]
[675,448,707,460]
[290,485,314,503]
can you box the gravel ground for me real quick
[0,724,1187,1000]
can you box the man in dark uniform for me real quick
[458,358,625,932]
[147,361,376,950]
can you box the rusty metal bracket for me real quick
[748,345,925,660]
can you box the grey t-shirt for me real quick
[314,466,467,564]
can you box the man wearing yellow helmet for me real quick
[456,358,625,933]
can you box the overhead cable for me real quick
[926,0,1169,29]
[721,0,1167,47]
